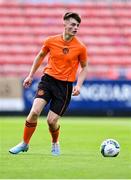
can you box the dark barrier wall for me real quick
[23,79,131,116]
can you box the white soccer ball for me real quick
[100,139,120,157]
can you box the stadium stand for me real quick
[0,1,131,79]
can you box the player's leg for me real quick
[23,98,46,144]
[47,110,60,155]
[9,74,52,154]
[48,80,73,155]
[9,98,46,154]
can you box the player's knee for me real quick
[27,110,40,122]
[32,111,39,120]
[32,107,41,116]
[47,117,58,126]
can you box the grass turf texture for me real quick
[0,117,130,179]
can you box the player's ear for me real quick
[63,19,69,27]
[63,20,66,27]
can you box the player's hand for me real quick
[23,76,33,88]
[72,85,80,96]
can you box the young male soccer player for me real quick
[9,12,88,155]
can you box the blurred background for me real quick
[0,0,131,116]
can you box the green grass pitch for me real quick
[0,116,130,179]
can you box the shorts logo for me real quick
[62,48,69,54]
[38,89,44,96]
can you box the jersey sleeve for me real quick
[79,45,88,64]
[41,37,50,53]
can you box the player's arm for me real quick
[72,61,88,96]
[23,49,47,88]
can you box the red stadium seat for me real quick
[0,1,131,79]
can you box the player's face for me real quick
[64,18,80,36]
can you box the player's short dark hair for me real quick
[63,12,81,24]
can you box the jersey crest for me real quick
[62,47,69,54]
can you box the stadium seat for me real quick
[0,1,131,79]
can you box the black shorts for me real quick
[35,74,73,116]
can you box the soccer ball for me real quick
[100,139,120,157]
